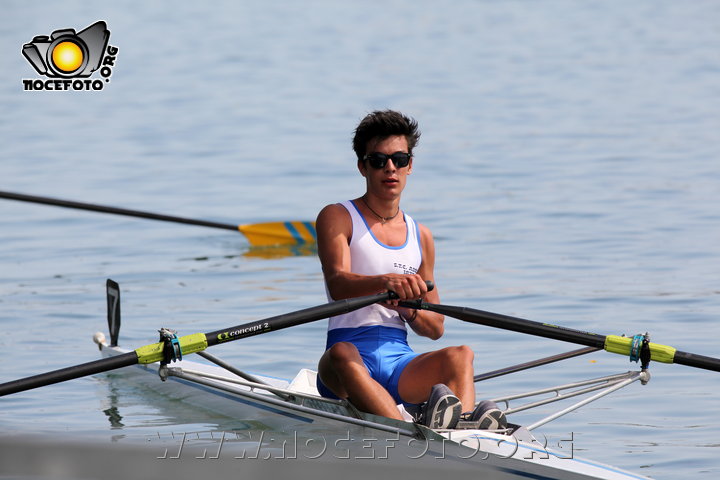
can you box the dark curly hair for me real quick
[352,110,421,162]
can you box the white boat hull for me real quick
[97,341,652,480]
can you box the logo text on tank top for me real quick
[394,262,418,274]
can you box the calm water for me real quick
[1,1,718,478]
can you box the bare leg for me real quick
[397,345,476,412]
[318,342,404,420]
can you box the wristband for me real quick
[404,309,418,324]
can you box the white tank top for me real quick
[327,200,423,331]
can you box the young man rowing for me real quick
[315,110,506,429]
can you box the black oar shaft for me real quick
[0,352,138,397]
[205,292,394,347]
[204,283,431,348]
[673,350,720,372]
[421,303,607,349]
[0,289,404,397]
[0,190,238,231]
[405,301,720,373]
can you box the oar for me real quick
[400,301,720,372]
[0,290,396,397]
[0,190,316,246]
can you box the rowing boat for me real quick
[94,338,653,479]
[7,277,717,479]
[89,283,653,480]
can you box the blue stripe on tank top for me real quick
[414,219,422,263]
[349,200,409,250]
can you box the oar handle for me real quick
[203,285,431,349]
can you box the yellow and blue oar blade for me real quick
[401,301,720,373]
[238,221,317,247]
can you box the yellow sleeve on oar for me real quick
[239,221,317,247]
[134,333,208,364]
[604,335,677,364]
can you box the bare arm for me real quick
[317,203,379,299]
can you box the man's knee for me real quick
[446,345,474,365]
[327,342,360,366]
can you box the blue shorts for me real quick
[316,325,420,405]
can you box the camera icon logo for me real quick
[22,21,110,78]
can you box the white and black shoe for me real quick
[420,384,462,429]
[466,400,507,430]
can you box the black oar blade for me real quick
[106,279,121,347]
[0,352,138,397]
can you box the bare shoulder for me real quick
[316,202,352,239]
[317,202,348,220]
[317,203,350,227]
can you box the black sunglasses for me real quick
[363,152,412,169]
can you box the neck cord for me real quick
[360,196,400,224]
